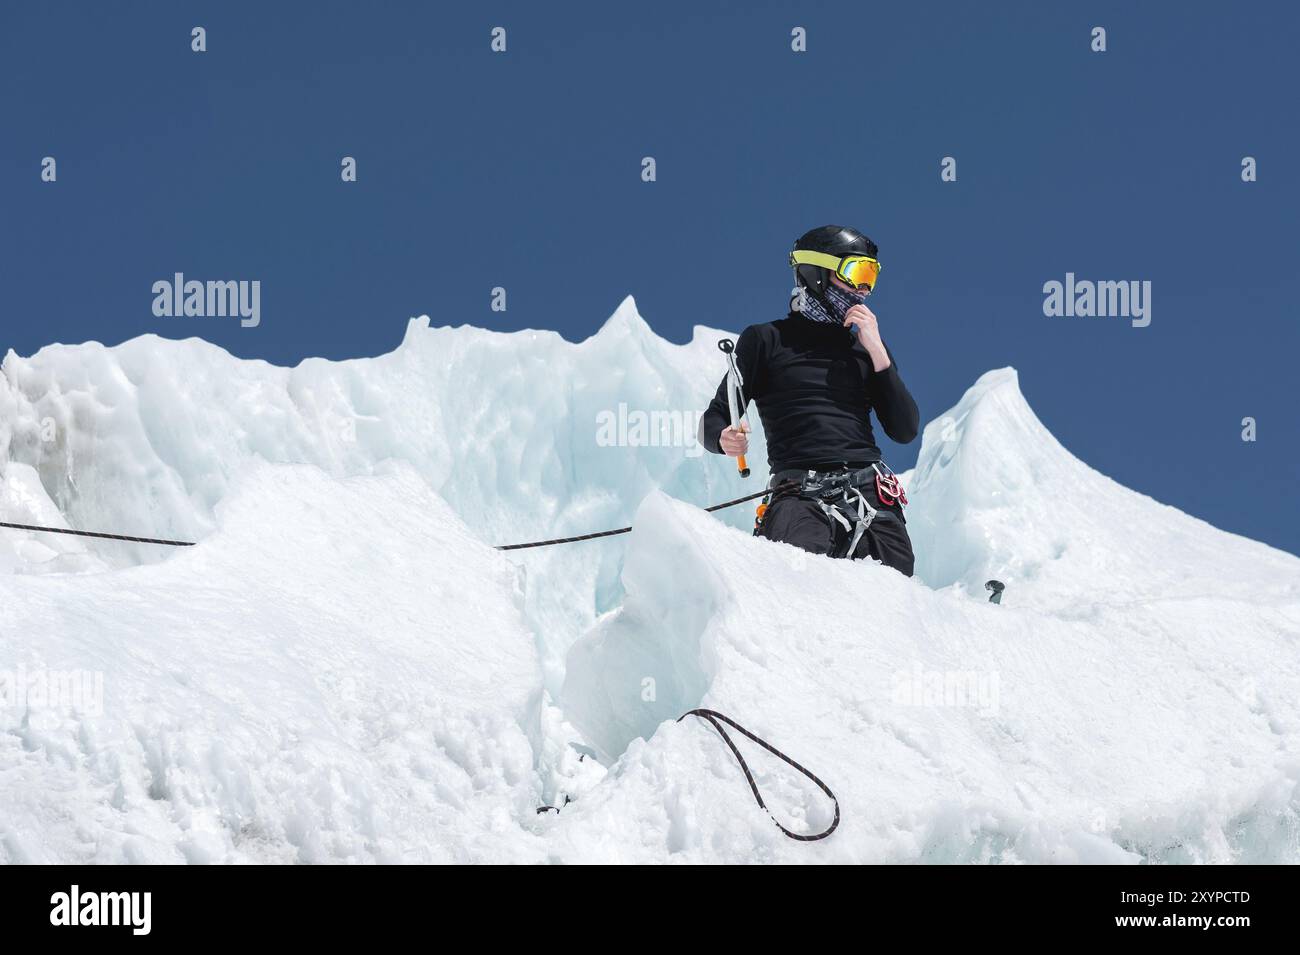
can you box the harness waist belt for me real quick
[770,466,882,494]
[766,465,904,558]
[769,467,905,514]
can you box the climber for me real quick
[699,225,920,575]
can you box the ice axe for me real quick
[717,338,750,478]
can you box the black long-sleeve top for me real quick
[700,315,920,474]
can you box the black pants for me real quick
[756,486,915,577]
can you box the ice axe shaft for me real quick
[726,381,750,478]
[718,338,750,478]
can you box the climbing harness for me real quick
[717,338,750,478]
[760,463,907,559]
[679,708,840,842]
[820,479,876,560]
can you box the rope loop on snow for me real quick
[679,708,840,842]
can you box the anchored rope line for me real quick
[0,482,796,552]
[0,520,195,547]
[495,483,793,551]
[679,708,840,842]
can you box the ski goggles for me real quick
[790,250,882,291]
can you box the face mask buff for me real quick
[798,280,870,325]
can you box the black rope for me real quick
[0,482,795,553]
[495,483,793,551]
[679,707,840,842]
[0,520,195,547]
[497,523,632,551]
[535,795,570,815]
[537,707,840,841]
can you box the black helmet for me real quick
[792,225,878,302]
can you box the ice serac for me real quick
[561,489,728,762]
[904,368,1300,612]
[0,299,762,692]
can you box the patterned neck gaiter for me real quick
[798,280,870,325]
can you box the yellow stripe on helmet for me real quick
[789,249,846,271]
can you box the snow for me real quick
[2,297,1298,863]
[558,490,1299,862]
[1,464,543,863]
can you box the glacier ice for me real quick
[2,297,1298,863]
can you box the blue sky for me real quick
[2,1,1297,554]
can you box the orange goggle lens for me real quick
[836,256,881,291]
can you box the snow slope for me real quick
[1,464,545,863]
[2,300,1298,863]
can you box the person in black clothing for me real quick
[699,225,920,575]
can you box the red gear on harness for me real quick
[873,463,908,507]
